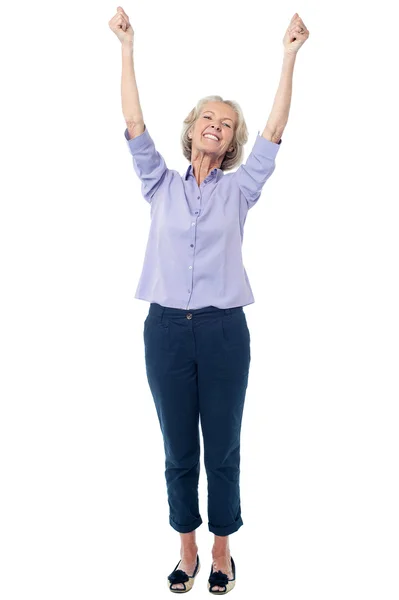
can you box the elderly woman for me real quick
[109,7,309,594]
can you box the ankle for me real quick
[212,547,231,560]
[180,544,198,559]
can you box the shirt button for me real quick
[189,266,192,269]
[186,313,192,319]
[197,196,200,200]
[191,222,195,226]
[190,244,194,247]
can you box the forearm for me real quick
[121,41,144,125]
[262,51,296,141]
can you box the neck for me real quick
[191,151,222,186]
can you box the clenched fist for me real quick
[283,13,309,54]
[108,6,134,44]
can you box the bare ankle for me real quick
[179,532,198,558]
[212,550,230,561]
[180,544,198,555]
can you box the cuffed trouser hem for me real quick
[169,515,203,533]
[208,516,243,536]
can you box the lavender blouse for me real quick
[124,124,282,310]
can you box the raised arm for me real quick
[262,13,310,144]
[109,7,145,139]
[109,8,169,205]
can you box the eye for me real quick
[203,115,231,128]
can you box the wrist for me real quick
[122,40,134,51]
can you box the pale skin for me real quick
[109,6,309,591]
[189,13,310,189]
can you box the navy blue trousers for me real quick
[143,302,251,536]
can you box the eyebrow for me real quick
[203,110,234,122]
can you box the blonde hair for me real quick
[181,95,249,172]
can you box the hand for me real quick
[108,6,134,44]
[283,13,309,55]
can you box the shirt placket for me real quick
[186,171,213,310]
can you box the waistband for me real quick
[148,302,243,319]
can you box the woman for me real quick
[109,7,309,594]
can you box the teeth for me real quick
[204,134,218,141]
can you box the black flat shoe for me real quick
[167,554,201,593]
[208,556,236,594]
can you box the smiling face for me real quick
[189,101,238,159]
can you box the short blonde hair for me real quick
[181,95,249,172]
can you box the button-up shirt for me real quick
[124,124,282,310]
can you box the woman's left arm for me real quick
[262,13,310,144]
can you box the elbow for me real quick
[271,126,284,144]
[262,126,284,145]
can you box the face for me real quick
[189,101,237,159]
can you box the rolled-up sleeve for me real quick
[233,132,282,209]
[124,124,169,204]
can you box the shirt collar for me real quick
[184,164,222,182]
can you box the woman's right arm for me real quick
[121,41,145,139]
[109,7,144,139]
[110,8,169,204]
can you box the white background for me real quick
[1,0,398,598]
